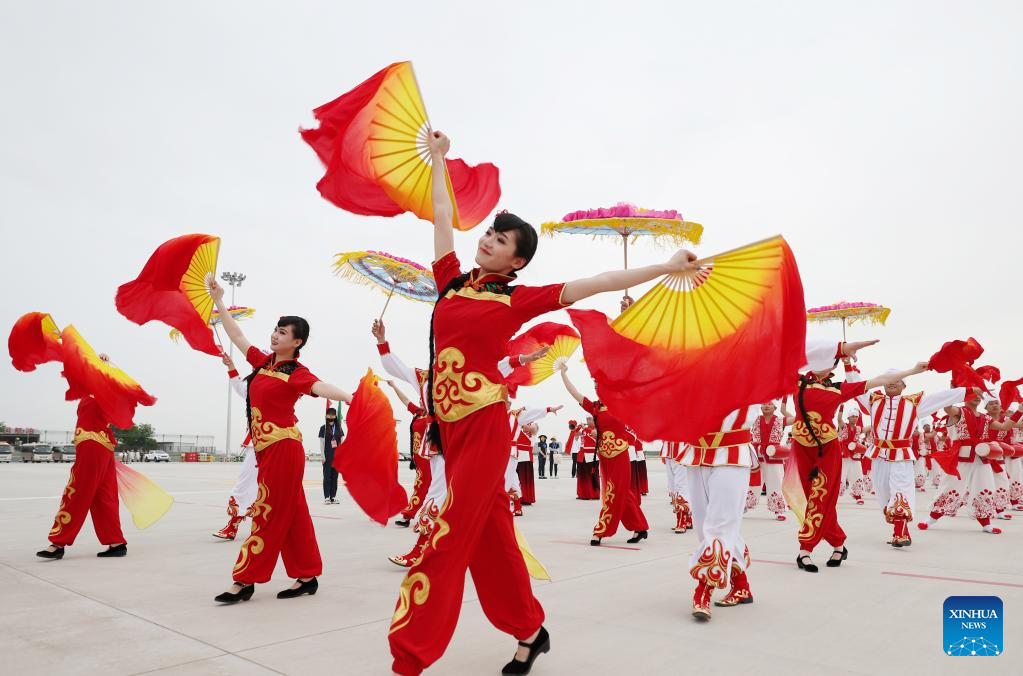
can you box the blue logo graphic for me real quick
[943,596,1003,656]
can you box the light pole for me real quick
[221,271,246,460]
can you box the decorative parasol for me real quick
[301,61,500,230]
[169,306,255,343]
[116,234,223,356]
[333,250,438,319]
[541,203,703,297]
[806,301,891,341]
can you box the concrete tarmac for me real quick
[0,461,1019,675]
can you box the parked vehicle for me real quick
[53,445,76,463]
[143,450,170,462]
[20,443,53,463]
[0,442,12,463]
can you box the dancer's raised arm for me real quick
[209,280,252,356]
[427,131,455,261]
[561,249,698,305]
[558,363,586,406]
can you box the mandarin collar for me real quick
[467,267,516,288]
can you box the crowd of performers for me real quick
[18,129,1023,676]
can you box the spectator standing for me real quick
[319,407,345,504]
[535,434,548,479]
[548,437,561,478]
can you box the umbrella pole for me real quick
[842,318,847,342]
[623,234,630,300]
[379,286,397,320]
[212,325,226,352]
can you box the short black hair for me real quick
[277,316,310,357]
[494,212,538,271]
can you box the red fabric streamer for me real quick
[60,326,156,429]
[115,234,221,356]
[300,61,500,231]
[928,337,984,372]
[975,365,1001,384]
[567,243,806,442]
[999,378,1023,409]
[8,312,62,372]
[333,370,408,525]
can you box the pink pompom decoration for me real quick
[561,202,681,222]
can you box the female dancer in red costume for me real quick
[209,283,354,604]
[387,131,697,676]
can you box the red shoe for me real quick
[691,582,712,621]
[984,527,1002,535]
[714,568,753,607]
[775,514,787,521]
[916,522,929,530]
[212,515,243,540]
[855,499,865,505]
[388,554,414,568]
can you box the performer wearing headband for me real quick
[848,368,967,547]
[747,400,794,521]
[559,364,650,546]
[576,417,599,500]
[211,353,259,541]
[839,412,867,504]
[210,283,353,605]
[388,130,697,676]
[918,391,1020,533]
[792,340,926,572]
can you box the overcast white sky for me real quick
[2,2,1021,449]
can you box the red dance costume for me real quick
[584,398,649,541]
[232,347,322,584]
[49,397,126,548]
[399,403,433,522]
[389,252,567,676]
[576,424,599,500]
[791,376,868,553]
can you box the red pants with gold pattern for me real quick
[400,454,432,521]
[593,451,649,539]
[232,440,321,584]
[794,442,846,552]
[49,441,125,547]
[389,404,544,676]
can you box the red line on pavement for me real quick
[881,572,1023,589]
[551,539,640,551]
[752,558,795,566]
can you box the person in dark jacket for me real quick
[319,407,344,503]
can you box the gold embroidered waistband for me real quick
[432,347,508,423]
[74,428,115,452]
[250,407,303,452]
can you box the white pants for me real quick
[1006,457,1023,505]
[231,446,258,509]
[927,459,997,522]
[665,459,689,499]
[687,465,750,585]
[841,458,866,498]
[505,455,520,494]
[756,462,786,516]
[425,454,448,505]
[871,459,916,518]
[992,467,1011,513]
[914,458,929,489]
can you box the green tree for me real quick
[113,423,158,450]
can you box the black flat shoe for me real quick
[214,584,255,604]
[36,546,64,560]
[502,626,550,675]
[626,530,648,544]
[277,577,318,599]
[394,519,411,528]
[796,554,818,573]
[826,547,848,568]
[97,544,127,558]
[590,538,601,546]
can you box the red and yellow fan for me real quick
[61,326,157,429]
[116,234,221,356]
[505,322,581,393]
[301,61,500,231]
[569,237,807,442]
[8,312,62,372]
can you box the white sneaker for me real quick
[324,498,331,504]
